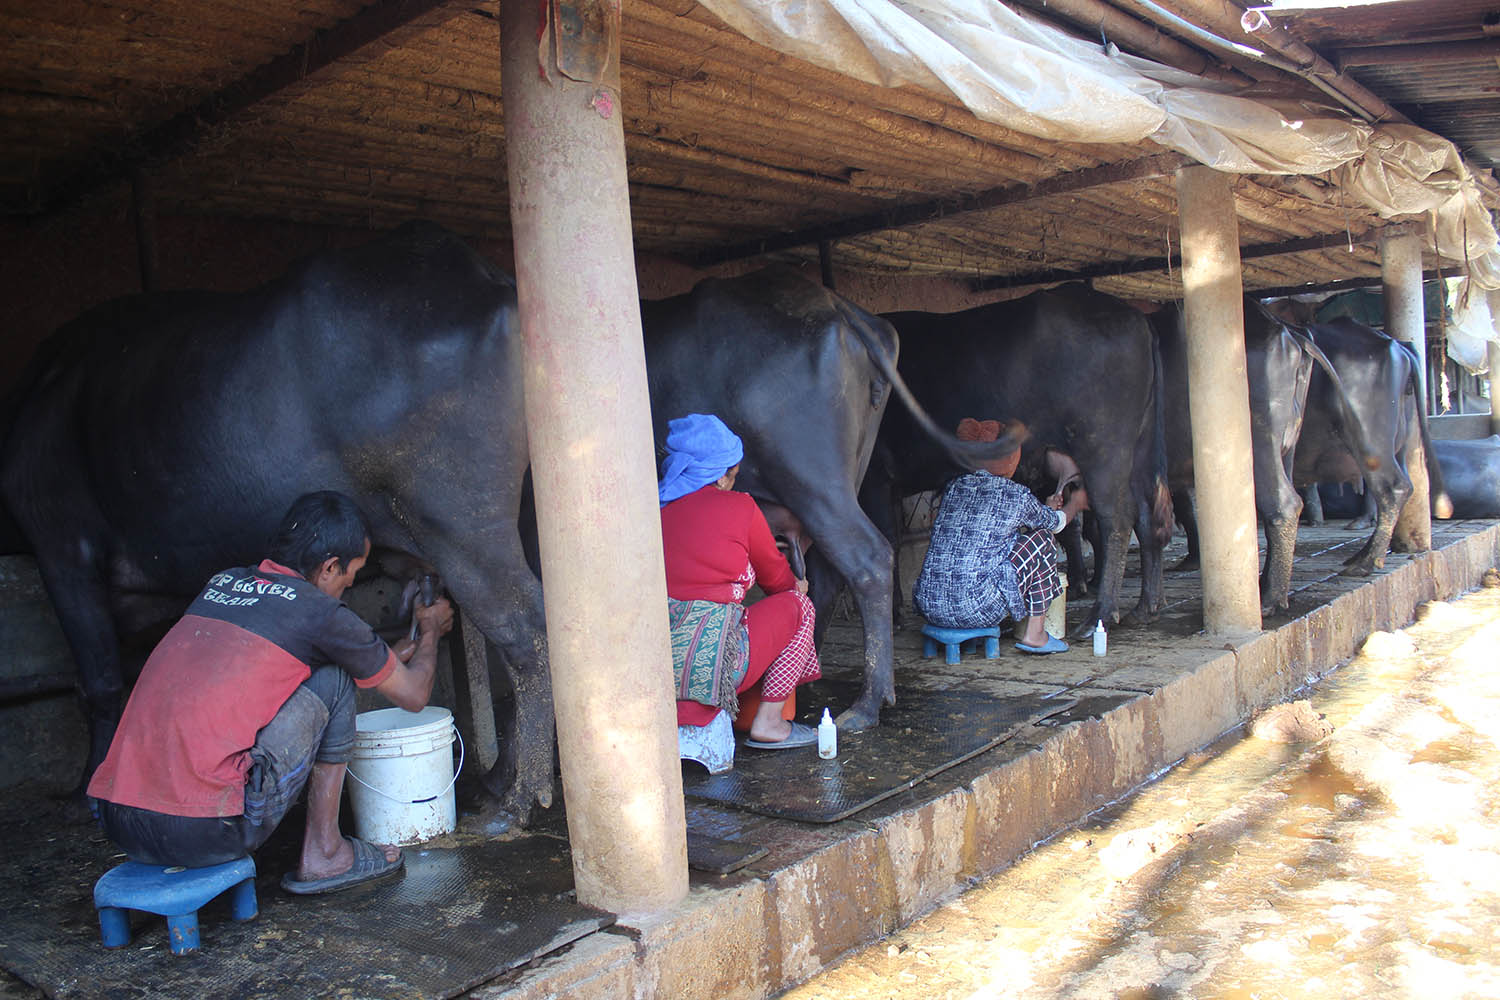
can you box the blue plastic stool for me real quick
[94,857,258,955]
[920,623,1001,665]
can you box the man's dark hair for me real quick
[266,491,370,580]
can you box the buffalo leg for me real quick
[1342,474,1409,577]
[1260,512,1299,614]
[795,498,895,732]
[1258,468,1303,614]
[405,527,553,831]
[1170,489,1200,572]
[804,546,843,646]
[1300,484,1324,525]
[1342,489,1376,531]
[1059,518,1089,596]
[1074,507,1132,640]
[1124,513,1165,627]
[1084,513,1104,591]
[33,559,122,792]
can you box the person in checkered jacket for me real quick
[914,418,1088,655]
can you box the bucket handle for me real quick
[346,727,464,805]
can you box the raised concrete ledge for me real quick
[476,523,1500,999]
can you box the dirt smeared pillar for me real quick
[1490,340,1500,437]
[1382,224,1434,550]
[500,0,687,916]
[1176,165,1262,634]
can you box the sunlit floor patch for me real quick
[788,584,1500,1000]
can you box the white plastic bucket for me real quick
[346,706,462,846]
[1043,570,1067,638]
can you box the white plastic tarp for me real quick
[695,0,1500,287]
[1447,279,1500,373]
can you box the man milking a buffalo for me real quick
[87,492,455,895]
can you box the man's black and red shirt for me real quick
[88,559,398,818]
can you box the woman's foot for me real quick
[744,721,819,750]
[1015,634,1069,655]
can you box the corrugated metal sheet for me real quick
[1267,0,1500,166]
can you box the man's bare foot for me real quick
[298,835,399,881]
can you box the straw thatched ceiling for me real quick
[2,0,1496,301]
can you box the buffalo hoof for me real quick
[835,692,888,733]
[1169,556,1199,573]
[1338,562,1374,578]
[1070,618,1104,642]
[1121,606,1158,628]
[468,796,533,836]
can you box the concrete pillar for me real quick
[1490,340,1500,437]
[1381,224,1427,403]
[1175,165,1262,634]
[500,0,687,916]
[1382,224,1434,549]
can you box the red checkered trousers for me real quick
[750,590,821,701]
[1011,529,1063,618]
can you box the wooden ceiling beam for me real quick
[1253,267,1466,300]
[693,152,1190,266]
[31,0,474,217]
[1335,40,1500,70]
[969,229,1378,292]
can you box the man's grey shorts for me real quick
[97,665,357,867]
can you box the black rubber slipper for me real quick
[281,836,405,895]
[744,721,818,750]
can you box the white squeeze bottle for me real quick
[1092,620,1107,657]
[818,708,838,759]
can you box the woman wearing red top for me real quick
[659,413,821,749]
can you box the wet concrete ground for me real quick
[2,519,1496,998]
[784,574,1500,999]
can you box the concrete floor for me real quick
[785,582,1500,999]
[2,521,1495,998]
[472,518,1500,999]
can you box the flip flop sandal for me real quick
[1015,635,1069,655]
[281,836,405,895]
[743,721,818,750]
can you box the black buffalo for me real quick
[0,222,552,828]
[642,270,1022,729]
[865,283,1171,637]
[1432,435,1500,518]
[1155,298,1366,613]
[1161,302,1447,613]
[1290,317,1449,571]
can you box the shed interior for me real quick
[3,0,1498,371]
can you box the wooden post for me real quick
[1382,224,1433,550]
[1175,165,1262,635]
[500,0,687,916]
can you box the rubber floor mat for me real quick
[683,680,1075,823]
[0,808,613,1000]
[686,831,768,875]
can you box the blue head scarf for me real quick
[658,413,744,506]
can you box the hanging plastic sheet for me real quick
[695,0,1500,287]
